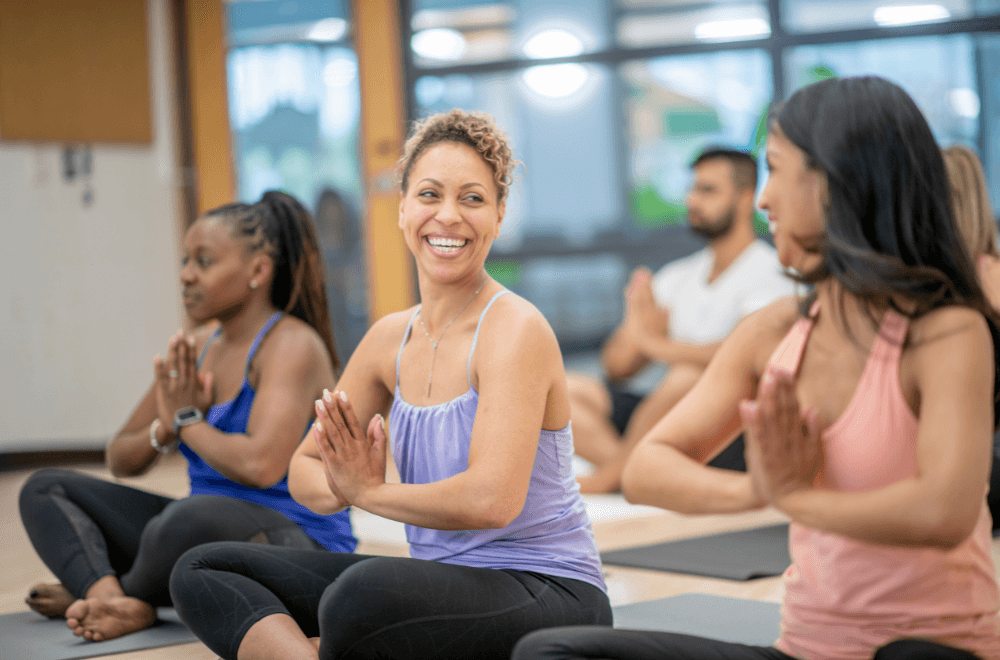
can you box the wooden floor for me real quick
[3,451,975,659]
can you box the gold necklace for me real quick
[417,280,488,396]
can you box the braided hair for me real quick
[206,190,341,374]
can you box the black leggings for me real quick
[18,468,321,605]
[511,627,982,660]
[168,542,612,660]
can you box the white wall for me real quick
[0,0,183,451]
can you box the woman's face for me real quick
[758,128,827,274]
[398,141,504,286]
[180,217,259,323]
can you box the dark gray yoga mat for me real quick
[601,523,791,580]
[613,593,782,645]
[0,607,198,660]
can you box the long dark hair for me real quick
[206,190,341,374]
[773,76,1000,423]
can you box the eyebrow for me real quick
[417,178,487,191]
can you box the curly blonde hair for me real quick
[398,109,517,203]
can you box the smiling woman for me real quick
[17,190,355,644]
[167,110,611,660]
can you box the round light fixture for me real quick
[411,28,467,62]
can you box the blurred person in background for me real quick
[569,148,795,494]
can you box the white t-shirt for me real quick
[651,240,796,345]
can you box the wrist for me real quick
[149,419,177,454]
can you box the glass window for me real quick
[410,0,610,67]
[785,36,979,149]
[976,34,1000,216]
[616,1,771,48]
[781,0,1000,34]
[226,2,368,360]
[414,65,621,251]
[623,51,773,230]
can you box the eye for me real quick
[197,257,213,268]
[464,193,484,203]
[181,256,189,267]
[418,189,438,199]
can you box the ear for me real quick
[249,252,275,290]
[398,194,406,230]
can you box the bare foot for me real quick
[65,596,156,641]
[26,583,75,618]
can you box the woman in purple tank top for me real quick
[168,110,611,660]
[19,191,355,643]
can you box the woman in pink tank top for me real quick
[514,77,1000,660]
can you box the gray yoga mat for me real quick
[613,593,782,645]
[601,523,791,580]
[0,607,198,660]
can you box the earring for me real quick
[249,280,258,289]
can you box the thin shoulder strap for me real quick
[396,307,422,390]
[872,309,909,360]
[467,290,512,388]
[244,312,284,379]
[769,301,819,376]
[196,327,222,369]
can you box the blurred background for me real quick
[1,0,999,453]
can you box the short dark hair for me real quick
[691,147,757,191]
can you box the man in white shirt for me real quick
[572,148,796,493]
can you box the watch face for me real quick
[178,409,200,423]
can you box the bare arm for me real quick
[105,382,165,477]
[288,315,395,515]
[634,334,723,368]
[306,298,563,529]
[761,307,994,549]
[602,325,651,380]
[179,325,337,489]
[621,302,793,514]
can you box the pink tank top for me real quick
[769,303,1000,660]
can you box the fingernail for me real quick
[315,421,323,433]
[323,389,333,403]
[339,391,348,402]
[315,400,324,414]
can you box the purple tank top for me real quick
[388,290,606,591]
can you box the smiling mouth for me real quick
[425,236,469,253]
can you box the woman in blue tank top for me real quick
[18,191,356,642]
[169,110,611,660]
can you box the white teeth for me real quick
[427,237,468,251]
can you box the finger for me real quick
[313,401,337,456]
[176,335,191,384]
[336,391,366,443]
[153,354,166,381]
[312,419,335,463]
[368,414,386,452]
[773,369,799,447]
[322,390,353,453]
[166,334,181,386]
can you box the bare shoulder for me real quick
[732,295,802,366]
[475,291,560,358]
[907,305,992,357]
[257,315,332,373]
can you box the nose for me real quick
[757,185,770,212]
[180,260,196,285]
[434,197,462,225]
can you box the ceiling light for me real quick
[411,28,467,62]
[522,63,588,98]
[873,4,950,26]
[949,88,981,118]
[306,18,347,42]
[694,18,770,42]
[522,29,584,59]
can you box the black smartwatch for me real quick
[172,406,205,437]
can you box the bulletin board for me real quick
[0,0,152,144]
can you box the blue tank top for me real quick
[389,291,605,591]
[180,312,357,553]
